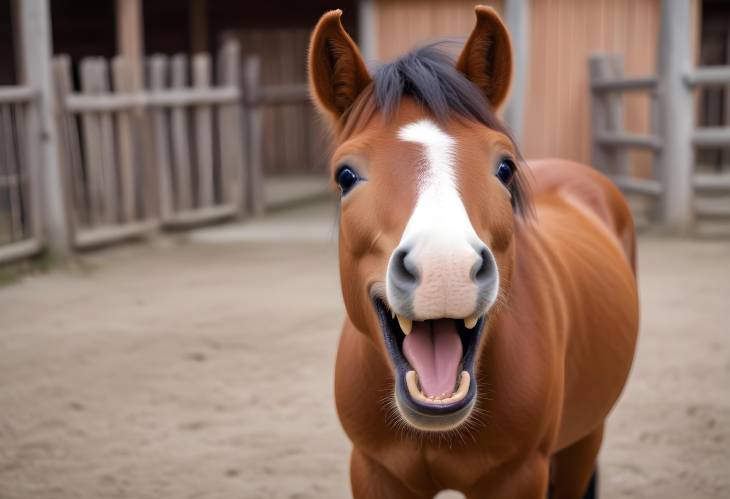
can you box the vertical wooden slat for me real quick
[217,40,244,211]
[93,58,120,225]
[0,104,11,243]
[243,55,265,215]
[589,55,629,176]
[193,53,214,207]
[112,57,137,222]
[170,54,193,211]
[79,58,106,227]
[13,103,31,240]
[52,56,85,231]
[148,55,174,221]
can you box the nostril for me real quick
[391,248,419,289]
[472,247,494,285]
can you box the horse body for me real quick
[308,6,638,498]
[335,159,638,497]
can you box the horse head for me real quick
[308,6,531,432]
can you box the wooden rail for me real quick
[590,76,658,92]
[52,40,248,250]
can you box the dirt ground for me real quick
[1,200,729,499]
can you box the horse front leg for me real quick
[350,448,431,499]
[549,424,604,499]
[466,453,551,499]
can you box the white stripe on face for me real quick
[388,119,496,320]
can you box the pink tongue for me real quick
[402,319,463,398]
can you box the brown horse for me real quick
[308,6,638,498]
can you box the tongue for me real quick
[402,319,463,398]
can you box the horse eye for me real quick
[335,165,360,195]
[496,159,516,186]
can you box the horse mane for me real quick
[339,42,532,217]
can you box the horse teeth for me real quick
[464,315,479,329]
[396,315,412,335]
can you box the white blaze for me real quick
[389,119,491,319]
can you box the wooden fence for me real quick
[0,86,43,264]
[589,0,730,231]
[52,40,252,249]
[229,28,329,176]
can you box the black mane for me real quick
[366,43,531,217]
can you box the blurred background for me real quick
[0,0,728,498]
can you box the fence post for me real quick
[656,0,694,233]
[242,55,265,215]
[14,0,71,256]
[589,54,629,176]
[503,0,529,144]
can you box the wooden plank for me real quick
[0,103,11,244]
[694,201,730,220]
[216,40,244,211]
[52,56,85,230]
[64,88,238,112]
[590,76,658,92]
[685,66,730,87]
[611,176,663,197]
[164,203,237,228]
[112,57,137,222]
[0,238,42,264]
[93,58,120,225]
[596,132,663,151]
[0,86,37,102]
[694,174,730,195]
[75,218,157,249]
[656,0,695,232]
[589,55,629,175]
[12,101,34,240]
[503,0,529,143]
[253,84,308,106]
[170,54,193,210]
[193,53,214,207]
[243,55,265,215]
[692,127,730,147]
[79,58,106,227]
[148,55,174,221]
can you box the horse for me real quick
[307,6,639,498]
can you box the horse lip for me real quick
[370,295,486,420]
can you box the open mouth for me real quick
[373,298,484,430]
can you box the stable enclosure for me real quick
[1,0,729,264]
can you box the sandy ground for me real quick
[1,200,729,499]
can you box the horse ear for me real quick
[308,10,372,121]
[455,6,513,110]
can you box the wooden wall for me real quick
[226,28,330,175]
[523,0,661,168]
[374,0,503,62]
